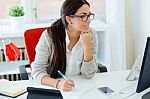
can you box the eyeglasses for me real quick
[69,13,95,22]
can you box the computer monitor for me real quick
[136,37,150,93]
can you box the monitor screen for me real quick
[136,37,150,93]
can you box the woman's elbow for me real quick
[81,70,96,79]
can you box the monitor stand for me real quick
[142,91,150,99]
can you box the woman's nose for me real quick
[86,17,91,23]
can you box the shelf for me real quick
[0,23,51,39]
[0,20,108,39]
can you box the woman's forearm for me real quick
[83,44,93,62]
[41,75,58,88]
[41,75,75,91]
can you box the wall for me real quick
[125,0,150,69]
[125,0,134,69]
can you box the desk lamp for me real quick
[2,39,21,61]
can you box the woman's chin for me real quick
[82,28,90,32]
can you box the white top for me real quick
[65,30,84,76]
[31,28,98,83]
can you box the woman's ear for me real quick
[66,16,72,25]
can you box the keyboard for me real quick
[111,83,137,99]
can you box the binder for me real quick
[27,87,63,99]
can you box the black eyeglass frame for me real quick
[69,12,95,22]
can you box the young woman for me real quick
[31,0,98,92]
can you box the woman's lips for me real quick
[83,24,90,30]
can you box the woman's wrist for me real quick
[84,56,93,62]
[56,79,61,89]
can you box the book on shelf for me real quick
[0,79,27,98]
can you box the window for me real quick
[34,0,106,23]
[35,0,63,23]
[88,0,106,21]
[0,0,21,24]
[0,0,105,24]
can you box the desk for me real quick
[0,70,148,99]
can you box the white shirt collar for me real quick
[65,30,71,53]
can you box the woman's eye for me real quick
[81,15,86,18]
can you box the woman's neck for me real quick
[66,28,81,51]
[66,28,80,40]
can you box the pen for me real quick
[57,70,75,87]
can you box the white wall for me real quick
[125,0,133,69]
[126,0,150,69]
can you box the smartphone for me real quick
[98,87,114,95]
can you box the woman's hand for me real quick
[80,31,92,47]
[80,32,93,61]
[57,79,74,92]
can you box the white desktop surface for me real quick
[0,70,149,99]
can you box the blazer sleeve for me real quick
[80,28,98,79]
[31,30,51,84]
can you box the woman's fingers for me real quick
[63,85,72,92]
[66,80,74,87]
[80,31,91,46]
[57,79,74,92]
[63,80,74,91]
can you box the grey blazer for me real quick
[31,28,98,83]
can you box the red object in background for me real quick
[24,27,46,64]
[2,39,21,61]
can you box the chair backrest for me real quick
[24,27,47,65]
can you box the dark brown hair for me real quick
[47,0,90,78]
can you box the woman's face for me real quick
[67,4,92,33]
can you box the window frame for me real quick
[0,0,105,25]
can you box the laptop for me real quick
[136,37,150,93]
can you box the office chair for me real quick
[19,27,47,80]
[19,27,107,80]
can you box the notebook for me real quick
[0,79,27,98]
